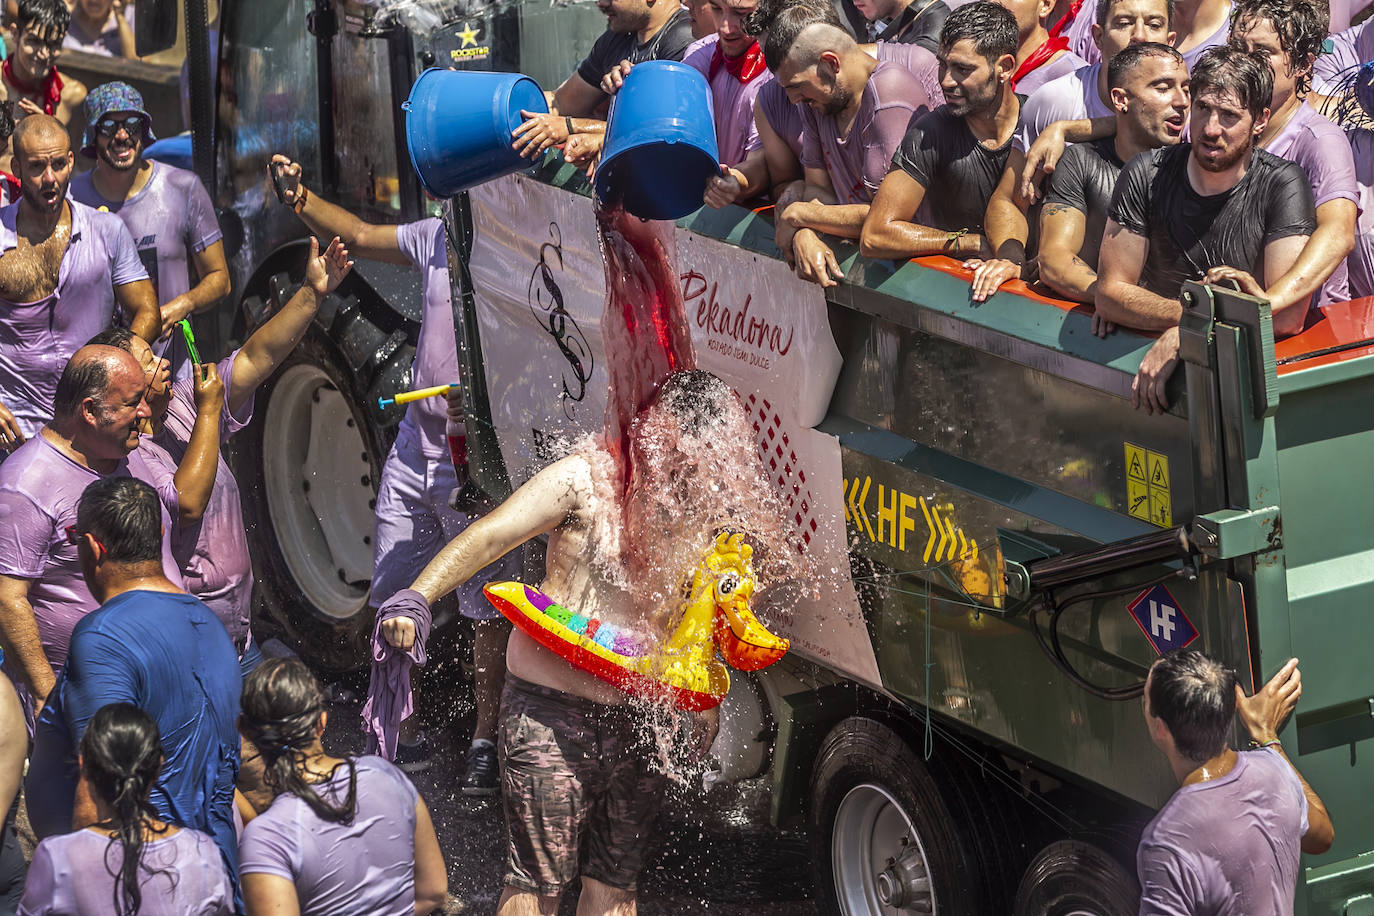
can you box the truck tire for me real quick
[230,263,416,673]
[810,716,984,916]
[1012,840,1139,916]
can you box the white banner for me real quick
[468,174,880,689]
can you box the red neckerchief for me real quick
[1048,0,1084,38]
[709,40,767,84]
[1009,34,1070,91]
[2,59,62,115]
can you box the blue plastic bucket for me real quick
[403,68,548,197]
[594,61,720,220]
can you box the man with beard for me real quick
[968,0,1174,301]
[861,2,1022,261]
[2,0,86,127]
[755,2,930,287]
[0,345,182,718]
[510,0,694,160]
[0,114,157,451]
[1096,46,1316,413]
[374,370,775,916]
[70,83,229,380]
[1038,42,1188,308]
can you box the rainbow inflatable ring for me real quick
[483,532,789,710]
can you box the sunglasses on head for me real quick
[64,525,106,553]
[96,115,144,138]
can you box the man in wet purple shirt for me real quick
[1139,651,1333,914]
[1230,0,1357,307]
[762,3,931,286]
[98,237,353,676]
[0,345,181,717]
[269,155,520,791]
[70,82,228,380]
[0,114,158,451]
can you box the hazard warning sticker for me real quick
[1125,442,1171,528]
[1126,584,1197,655]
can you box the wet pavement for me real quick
[321,655,820,916]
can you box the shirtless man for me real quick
[3,0,87,127]
[377,370,735,916]
[0,114,158,449]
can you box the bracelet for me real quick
[293,186,309,214]
[945,227,967,248]
[565,116,575,138]
[1247,739,1282,750]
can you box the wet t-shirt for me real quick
[1137,750,1307,915]
[1312,18,1374,97]
[239,756,420,916]
[802,60,930,205]
[396,220,459,460]
[70,162,223,377]
[0,201,147,437]
[1064,0,1099,64]
[1014,49,1087,98]
[20,827,231,916]
[1014,62,1112,153]
[1179,11,1232,69]
[891,98,1023,233]
[576,9,694,94]
[1109,144,1316,298]
[1348,129,1374,299]
[876,40,943,113]
[61,7,133,56]
[27,590,241,886]
[134,351,255,645]
[0,435,183,673]
[683,34,771,167]
[1043,137,1124,270]
[874,0,951,53]
[1263,101,1358,304]
[757,80,804,158]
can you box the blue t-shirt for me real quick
[26,590,242,888]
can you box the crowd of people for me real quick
[0,0,1349,911]
[530,0,1374,415]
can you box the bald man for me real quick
[0,344,181,717]
[0,114,157,451]
[760,3,930,287]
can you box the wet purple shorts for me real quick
[499,674,667,896]
[370,431,520,617]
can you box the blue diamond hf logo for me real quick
[1126,584,1197,655]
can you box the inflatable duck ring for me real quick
[483,532,789,710]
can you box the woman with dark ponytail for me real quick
[238,658,447,915]
[18,703,231,915]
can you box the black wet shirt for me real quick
[576,9,695,92]
[1043,137,1124,270]
[876,0,951,54]
[891,99,1023,234]
[1108,144,1316,297]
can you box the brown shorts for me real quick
[499,674,667,896]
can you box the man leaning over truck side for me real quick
[2,0,86,128]
[269,154,520,793]
[1139,650,1333,914]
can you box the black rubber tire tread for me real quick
[1012,839,1139,916]
[809,715,985,916]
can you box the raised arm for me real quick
[170,362,225,525]
[268,156,406,264]
[229,236,353,411]
[860,168,986,260]
[1234,658,1335,855]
